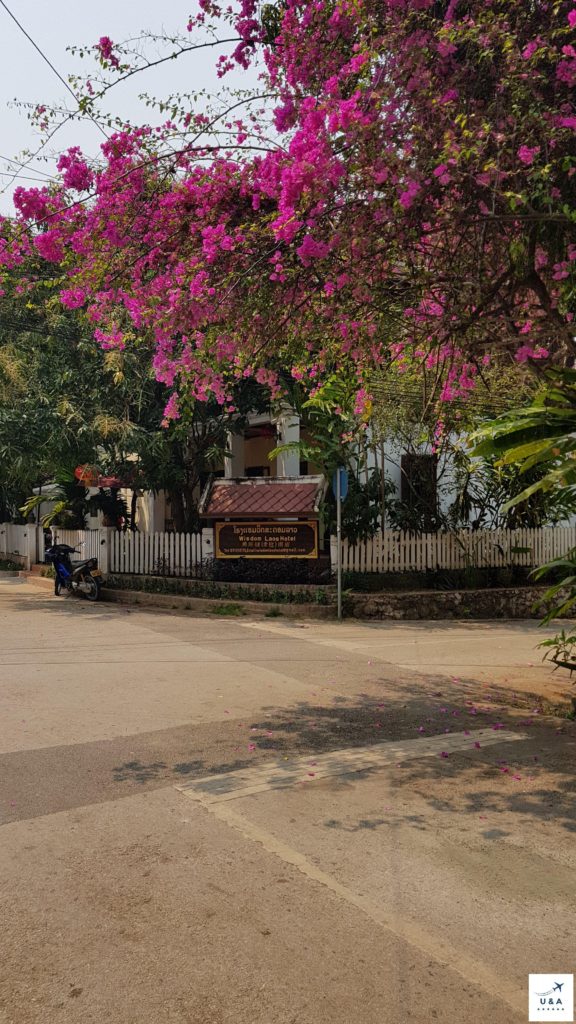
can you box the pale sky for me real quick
[0,0,260,214]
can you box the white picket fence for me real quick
[108,530,203,576]
[339,527,576,574]
[0,524,204,576]
[2,522,576,579]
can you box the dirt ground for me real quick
[1,579,574,1023]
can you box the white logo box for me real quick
[529,974,574,1022]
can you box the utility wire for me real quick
[0,170,55,184]
[0,0,108,139]
[0,154,55,181]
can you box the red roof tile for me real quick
[200,476,326,518]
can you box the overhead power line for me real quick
[0,0,107,139]
[0,171,55,184]
[0,154,55,181]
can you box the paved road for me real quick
[0,580,574,1024]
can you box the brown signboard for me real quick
[216,521,318,559]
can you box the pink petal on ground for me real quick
[375,722,382,729]
[512,775,522,781]
[474,742,481,749]
[418,726,425,733]
[440,751,449,759]
[248,743,256,752]
[307,772,316,778]
[464,730,471,736]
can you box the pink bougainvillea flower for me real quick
[248,743,256,752]
[518,144,540,165]
[440,751,449,759]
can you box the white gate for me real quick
[109,530,203,576]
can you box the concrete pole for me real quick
[224,432,245,478]
[276,410,301,477]
[336,470,342,621]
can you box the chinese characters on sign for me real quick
[216,521,318,559]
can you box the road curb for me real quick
[102,586,337,619]
[22,573,336,618]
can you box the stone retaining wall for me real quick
[350,585,566,620]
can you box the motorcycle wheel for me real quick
[83,575,101,602]
[55,579,66,596]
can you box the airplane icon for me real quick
[553,983,564,993]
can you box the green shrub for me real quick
[103,572,335,606]
[0,558,20,571]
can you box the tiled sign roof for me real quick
[200,476,326,518]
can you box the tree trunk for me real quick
[130,490,138,532]
[168,489,186,533]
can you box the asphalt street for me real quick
[0,579,574,1024]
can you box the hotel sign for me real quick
[216,521,318,559]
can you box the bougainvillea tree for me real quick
[1,0,575,421]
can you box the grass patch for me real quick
[210,602,245,616]
[265,607,284,618]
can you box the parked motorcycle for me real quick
[45,543,102,601]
